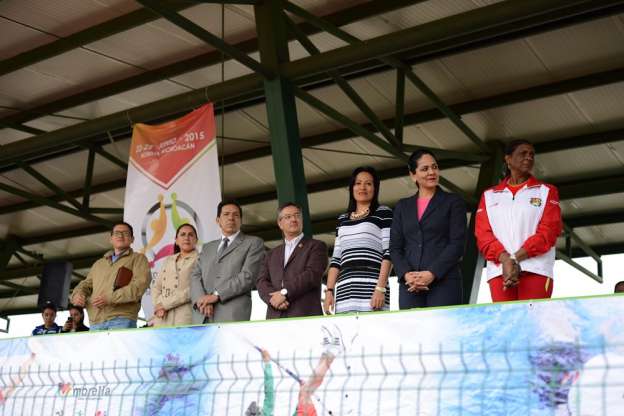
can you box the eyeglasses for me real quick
[279,212,302,221]
[112,231,132,237]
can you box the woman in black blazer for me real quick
[390,149,467,308]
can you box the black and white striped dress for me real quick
[330,205,393,313]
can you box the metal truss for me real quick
[2,0,624,309]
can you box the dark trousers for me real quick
[398,277,463,309]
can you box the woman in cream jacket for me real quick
[151,224,199,326]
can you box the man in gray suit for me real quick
[190,200,265,323]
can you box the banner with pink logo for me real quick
[123,103,221,319]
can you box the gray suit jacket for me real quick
[190,232,265,324]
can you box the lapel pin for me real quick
[298,243,303,248]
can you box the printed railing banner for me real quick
[1,295,624,415]
[123,103,221,319]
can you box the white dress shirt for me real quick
[218,230,241,253]
[284,233,304,267]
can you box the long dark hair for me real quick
[347,166,380,214]
[173,223,198,254]
[504,139,533,177]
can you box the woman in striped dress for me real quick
[323,166,393,314]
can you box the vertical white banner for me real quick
[123,104,221,319]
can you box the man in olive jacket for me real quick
[71,222,150,330]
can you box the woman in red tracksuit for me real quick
[475,139,562,301]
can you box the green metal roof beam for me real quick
[17,224,115,247]
[569,243,624,258]
[1,253,102,281]
[0,0,426,129]
[137,0,272,78]
[17,161,83,211]
[556,250,602,283]
[4,0,620,167]
[1,65,624,217]
[293,86,473,202]
[0,0,193,77]
[0,182,113,227]
[282,10,403,151]
[563,223,602,262]
[3,60,623,175]
[284,0,489,153]
[566,210,624,228]
[0,179,125,215]
[282,0,624,85]
[557,173,624,200]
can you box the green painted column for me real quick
[254,1,311,235]
[461,141,505,303]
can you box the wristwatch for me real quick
[375,286,387,293]
[280,288,288,297]
[508,253,521,272]
[325,288,335,294]
[212,290,220,299]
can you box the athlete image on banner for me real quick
[1,296,624,415]
[123,103,222,319]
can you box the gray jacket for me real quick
[190,232,265,323]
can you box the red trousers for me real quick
[488,272,553,302]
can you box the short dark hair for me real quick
[173,223,198,254]
[615,281,624,293]
[407,149,438,174]
[217,200,243,219]
[504,139,534,177]
[111,221,134,237]
[277,201,302,218]
[41,300,57,313]
[347,166,380,214]
[504,139,533,156]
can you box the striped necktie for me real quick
[218,237,229,256]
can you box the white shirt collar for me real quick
[221,230,241,243]
[284,233,304,246]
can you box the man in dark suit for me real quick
[190,200,265,323]
[256,202,328,319]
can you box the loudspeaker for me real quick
[37,261,73,311]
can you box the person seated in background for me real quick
[615,281,624,293]
[32,301,62,335]
[71,221,150,330]
[62,304,89,332]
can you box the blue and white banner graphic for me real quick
[1,295,624,415]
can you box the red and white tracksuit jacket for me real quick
[475,176,562,281]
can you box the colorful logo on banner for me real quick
[140,193,203,266]
[129,104,216,190]
[58,382,72,396]
[124,103,221,318]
